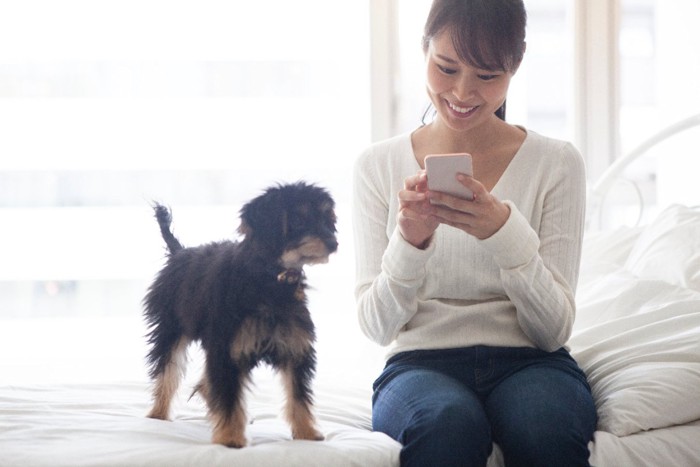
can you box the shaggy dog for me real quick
[143,182,337,447]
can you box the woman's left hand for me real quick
[427,174,510,240]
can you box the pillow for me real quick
[571,274,700,436]
[593,362,700,436]
[624,204,700,290]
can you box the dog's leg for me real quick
[281,354,324,441]
[203,352,249,448]
[147,336,189,420]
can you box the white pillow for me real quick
[593,362,700,436]
[624,204,700,290]
[572,273,700,436]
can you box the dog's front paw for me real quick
[213,431,247,448]
[146,407,170,421]
[292,427,325,441]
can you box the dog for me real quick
[143,182,338,448]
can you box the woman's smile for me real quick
[446,100,479,118]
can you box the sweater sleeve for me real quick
[352,149,434,346]
[478,142,586,351]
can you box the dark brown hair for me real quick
[421,0,527,120]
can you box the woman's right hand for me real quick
[397,171,439,249]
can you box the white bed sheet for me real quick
[0,375,401,467]
[2,376,699,467]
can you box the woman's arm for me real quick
[479,144,586,351]
[352,152,435,346]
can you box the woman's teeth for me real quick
[448,102,476,114]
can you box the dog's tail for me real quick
[153,203,184,254]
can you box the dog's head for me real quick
[238,182,338,269]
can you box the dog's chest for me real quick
[230,305,314,364]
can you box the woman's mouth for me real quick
[447,100,478,117]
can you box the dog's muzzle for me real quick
[324,237,339,254]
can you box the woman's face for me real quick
[425,29,515,132]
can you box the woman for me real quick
[352,1,597,466]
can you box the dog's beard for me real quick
[280,237,332,269]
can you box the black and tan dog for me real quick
[143,182,337,447]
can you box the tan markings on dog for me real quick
[210,400,248,448]
[205,372,250,447]
[280,237,330,269]
[147,337,189,420]
[230,313,314,362]
[281,366,324,441]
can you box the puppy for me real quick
[143,182,337,448]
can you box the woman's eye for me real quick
[437,64,457,75]
[478,74,498,81]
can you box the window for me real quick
[0,1,370,382]
[617,0,700,216]
[597,0,700,227]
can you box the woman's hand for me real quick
[397,171,439,248]
[427,174,510,240]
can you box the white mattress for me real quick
[2,374,699,467]
[0,374,400,467]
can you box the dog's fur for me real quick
[143,182,337,448]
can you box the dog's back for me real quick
[153,203,183,255]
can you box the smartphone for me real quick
[425,153,473,204]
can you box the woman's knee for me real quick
[373,369,492,466]
[487,366,596,466]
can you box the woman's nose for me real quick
[453,75,476,102]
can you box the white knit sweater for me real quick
[352,129,586,356]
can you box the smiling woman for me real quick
[0,1,371,383]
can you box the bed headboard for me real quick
[588,113,700,230]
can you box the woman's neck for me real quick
[412,116,514,163]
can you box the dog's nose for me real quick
[325,238,339,253]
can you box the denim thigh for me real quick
[484,349,597,467]
[371,346,596,467]
[372,363,492,467]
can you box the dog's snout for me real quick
[325,237,339,253]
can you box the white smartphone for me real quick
[425,153,474,204]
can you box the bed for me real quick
[2,117,700,467]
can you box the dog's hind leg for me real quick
[203,352,250,448]
[147,336,189,420]
[281,355,324,441]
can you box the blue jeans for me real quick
[372,346,597,467]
